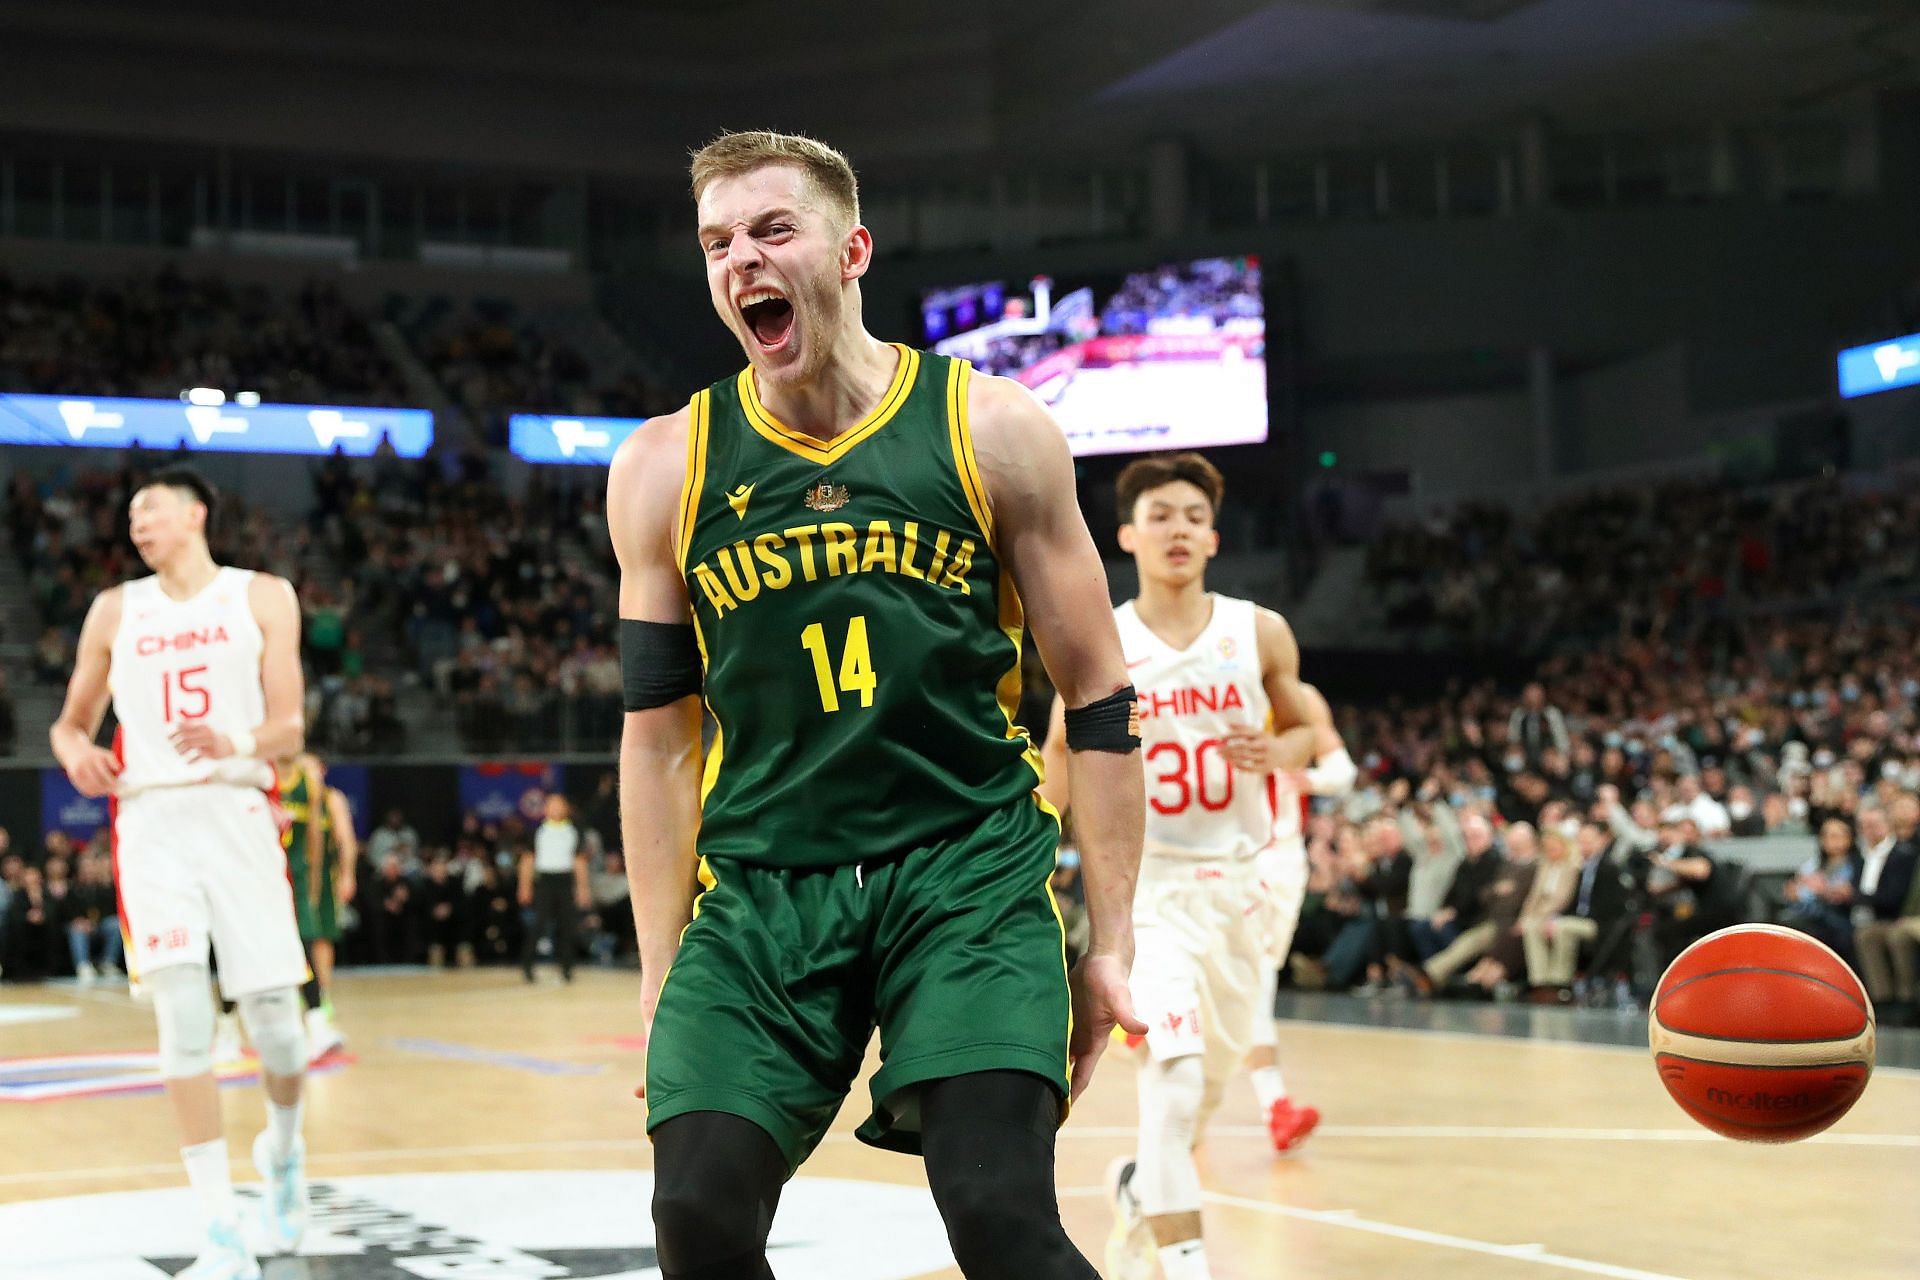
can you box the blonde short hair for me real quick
[689,130,860,226]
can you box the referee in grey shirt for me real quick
[519,793,589,982]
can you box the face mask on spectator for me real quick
[1788,797,1809,820]
[1503,753,1525,773]
[1729,800,1753,820]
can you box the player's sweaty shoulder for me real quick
[607,400,694,562]
[963,370,1071,517]
[246,570,300,624]
[79,582,125,644]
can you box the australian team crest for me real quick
[804,480,851,513]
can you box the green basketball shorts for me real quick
[643,797,1072,1171]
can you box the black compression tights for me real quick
[920,1070,1098,1279]
[649,1071,1095,1280]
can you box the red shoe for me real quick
[1268,1099,1321,1152]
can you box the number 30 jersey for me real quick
[109,566,274,796]
[1117,594,1273,863]
[676,345,1046,870]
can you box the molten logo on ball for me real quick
[1705,1088,1811,1111]
[1649,923,1875,1143]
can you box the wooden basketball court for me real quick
[4,969,1915,1279]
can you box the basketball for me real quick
[1650,923,1876,1143]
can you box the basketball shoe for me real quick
[306,1006,345,1062]
[1104,1158,1159,1280]
[1267,1098,1320,1152]
[252,1129,310,1253]
[177,1218,261,1280]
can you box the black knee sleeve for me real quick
[650,1111,787,1280]
[920,1071,1096,1280]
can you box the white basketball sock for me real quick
[1158,1238,1213,1280]
[1252,1065,1288,1111]
[180,1138,237,1226]
[266,1097,304,1162]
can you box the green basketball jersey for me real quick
[281,762,337,882]
[678,344,1046,869]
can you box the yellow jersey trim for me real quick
[1032,794,1074,1110]
[736,343,918,466]
[675,391,711,576]
[686,609,725,805]
[946,358,996,550]
[995,568,1046,785]
[650,854,721,1057]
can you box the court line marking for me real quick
[1062,1122,1920,1147]
[1060,1185,1689,1280]
[1275,1016,1920,1079]
[1197,1188,1692,1280]
[14,1123,1920,1192]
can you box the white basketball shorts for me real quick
[1255,836,1309,965]
[113,783,307,999]
[1131,856,1267,1088]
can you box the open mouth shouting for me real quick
[739,287,796,355]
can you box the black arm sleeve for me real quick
[1063,685,1140,753]
[619,619,702,711]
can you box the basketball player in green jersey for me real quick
[609,131,1147,1279]
[276,752,356,1059]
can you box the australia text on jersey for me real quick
[688,517,981,616]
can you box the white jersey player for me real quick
[51,466,312,1280]
[1041,452,1318,1280]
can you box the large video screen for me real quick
[921,256,1267,457]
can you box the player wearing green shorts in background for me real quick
[609,130,1148,1279]
[278,752,356,1060]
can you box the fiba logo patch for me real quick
[1,1171,957,1279]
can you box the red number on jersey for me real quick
[1147,742,1189,814]
[161,665,212,721]
[1147,738,1236,815]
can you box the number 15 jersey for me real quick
[676,345,1046,870]
[109,566,274,796]
[1117,594,1272,863]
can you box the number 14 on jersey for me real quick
[801,616,877,713]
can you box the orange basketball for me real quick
[1649,923,1874,1143]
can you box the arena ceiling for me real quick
[0,0,1913,178]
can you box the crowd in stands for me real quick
[1267,611,1920,1021]
[0,269,411,407]
[6,268,1920,1020]
[305,447,622,752]
[1367,473,1920,652]
[6,447,622,756]
[395,296,675,446]
[337,781,633,972]
[0,772,638,983]
[0,827,124,983]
